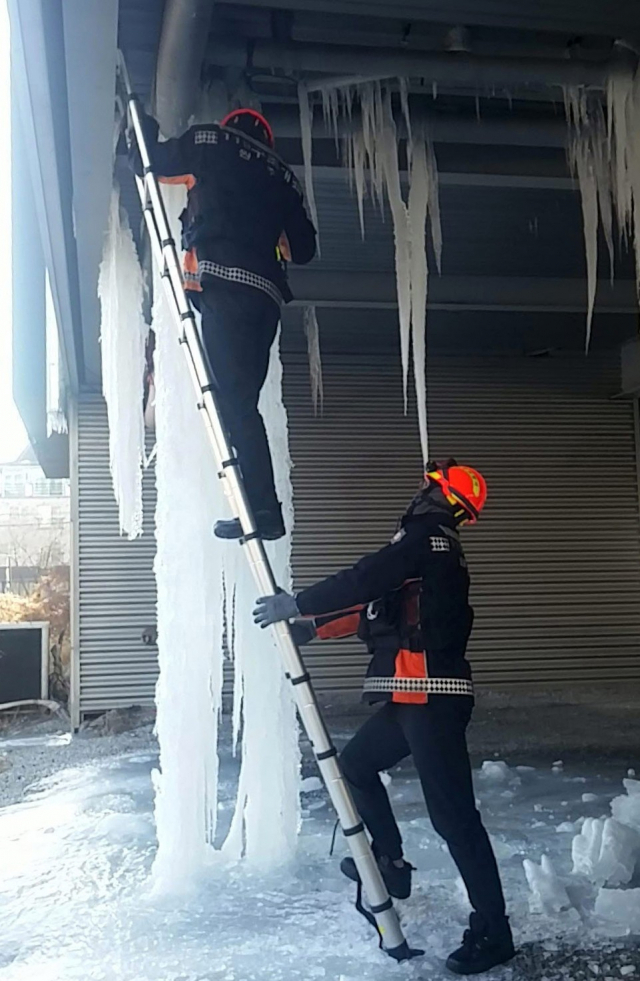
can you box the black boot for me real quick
[446,913,515,975]
[340,853,413,900]
[214,508,285,542]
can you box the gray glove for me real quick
[253,590,300,628]
[289,619,317,647]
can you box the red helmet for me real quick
[220,108,274,148]
[425,459,487,524]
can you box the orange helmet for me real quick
[425,459,487,524]
[220,107,274,148]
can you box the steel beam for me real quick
[209,38,615,90]
[288,271,638,313]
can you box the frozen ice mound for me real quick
[524,855,573,914]
[612,781,640,833]
[595,887,640,933]
[572,818,640,887]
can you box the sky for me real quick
[0,0,28,464]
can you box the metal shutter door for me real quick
[284,352,640,692]
[74,394,158,715]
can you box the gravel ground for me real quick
[513,939,640,980]
[0,707,158,809]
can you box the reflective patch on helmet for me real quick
[430,536,450,552]
[461,467,481,496]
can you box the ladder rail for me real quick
[117,52,414,960]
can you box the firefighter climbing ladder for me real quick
[117,52,419,962]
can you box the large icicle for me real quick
[304,305,324,415]
[425,136,443,275]
[221,329,301,870]
[378,90,413,411]
[98,184,148,539]
[572,135,599,351]
[408,136,430,464]
[151,187,224,892]
[151,183,300,884]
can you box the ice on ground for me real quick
[93,812,153,841]
[478,760,521,787]
[301,777,323,793]
[381,771,392,787]
[0,743,638,981]
[557,822,576,833]
[0,733,72,750]
[583,793,599,803]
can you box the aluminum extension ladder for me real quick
[117,52,420,962]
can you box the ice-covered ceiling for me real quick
[115,0,640,358]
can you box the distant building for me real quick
[0,447,70,593]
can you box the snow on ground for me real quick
[1,713,640,980]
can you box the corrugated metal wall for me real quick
[285,351,640,690]
[75,393,158,714]
[74,352,640,718]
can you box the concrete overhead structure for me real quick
[8,0,640,724]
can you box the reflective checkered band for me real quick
[194,130,220,145]
[430,536,450,552]
[363,677,474,696]
[197,260,283,307]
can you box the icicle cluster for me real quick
[565,70,640,349]
[299,81,441,463]
[98,185,148,539]
[151,185,300,888]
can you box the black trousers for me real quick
[339,699,506,922]
[194,282,281,517]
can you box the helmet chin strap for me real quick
[402,483,454,525]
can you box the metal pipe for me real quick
[208,38,615,90]
[265,102,568,147]
[154,0,215,138]
[287,271,639,313]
